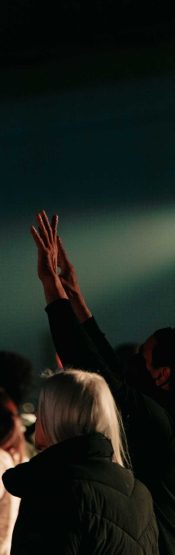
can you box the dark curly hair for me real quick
[0,351,34,408]
[0,388,16,443]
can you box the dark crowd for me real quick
[0,210,175,555]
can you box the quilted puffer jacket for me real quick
[3,433,159,555]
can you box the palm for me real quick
[38,249,57,281]
[57,238,80,297]
[31,211,58,282]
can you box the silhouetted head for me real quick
[0,387,26,463]
[140,328,175,390]
[0,351,34,409]
[0,388,18,446]
[128,327,175,395]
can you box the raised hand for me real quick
[57,237,82,299]
[31,210,68,303]
[57,237,92,322]
[31,210,58,282]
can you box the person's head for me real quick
[0,388,25,462]
[140,328,175,391]
[0,351,34,409]
[35,369,128,467]
[0,388,18,444]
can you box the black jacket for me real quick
[3,433,158,555]
[82,315,175,420]
[45,299,175,555]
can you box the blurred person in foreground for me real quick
[3,369,158,555]
[0,351,34,411]
[30,210,175,555]
[0,388,28,555]
[0,351,37,457]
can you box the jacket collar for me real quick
[41,432,114,464]
[3,433,114,497]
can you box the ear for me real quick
[155,367,171,387]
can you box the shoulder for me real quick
[68,469,158,552]
[66,461,154,519]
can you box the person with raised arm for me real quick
[57,239,175,419]
[31,211,116,377]
[31,210,175,555]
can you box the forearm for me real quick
[43,277,123,380]
[42,275,91,324]
[69,292,92,323]
[45,299,124,407]
[45,299,107,372]
[66,286,122,375]
[42,276,68,305]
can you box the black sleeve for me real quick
[45,300,111,374]
[45,299,125,399]
[45,300,155,425]
[46,299,123,379]
[82,316,123,375]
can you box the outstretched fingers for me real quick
[31,212,59,283]
[51,214,59,241]
[36,211,53,245]
[31,225,46,250]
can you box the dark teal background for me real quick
[1,48,175,376]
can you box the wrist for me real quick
[42,276,68,304]
[71,294,92,323]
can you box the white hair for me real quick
[37,369,130,467]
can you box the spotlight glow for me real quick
[62,206,175,300]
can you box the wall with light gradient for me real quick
[1,66,175,382]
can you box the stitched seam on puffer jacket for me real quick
[84,508,155,544]
[73,476,135,497]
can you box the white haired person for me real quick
[3,370,158,555]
